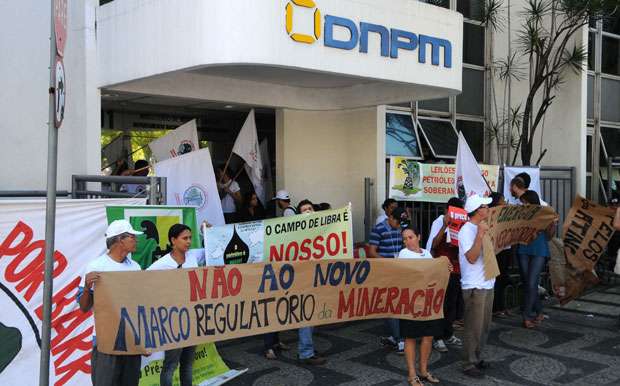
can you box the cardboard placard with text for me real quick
[93,258,450,355]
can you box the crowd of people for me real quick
[78,170,620,386]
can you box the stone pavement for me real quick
[218,285,620,386]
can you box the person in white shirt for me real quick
[398,226,446,385]
[376,198,398,225]
[77,220,143,386]
[458,194,495,379]
[216,166,242,223]
[273,190,297,217]
[147,224,198,386]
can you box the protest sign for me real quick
[503,166,541,205]
[106,205,201,269]
[93,258,450,355]
[562,196,615,272]
[0,198,143,386]
[149,119,199,162]
[205,205,353,265]
[447,206,468,246]
[389,158,499,203]
[155,147,225,227]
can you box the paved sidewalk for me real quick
[218,285,620,386]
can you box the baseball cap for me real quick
[105,220,143,238]
[273,190,290,200]
[464,194,492,213]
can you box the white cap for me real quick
[105,220,143,238]
[464,194,492,213]
[273,190,290,200]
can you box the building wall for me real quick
[0,0,101,191]
[276,108,379,242]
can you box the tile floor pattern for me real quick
[218,285,620,386]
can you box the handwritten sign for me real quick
[93,258,450,355]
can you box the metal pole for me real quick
[39,1,58,385]
[148,176,157,204]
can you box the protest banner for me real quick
[562,196,615,272]
[483,204,559,280]
[155,147,225,227]
[503,166,541,205]
[0,198,143,386]
[389,157,499,203]
[106,205,201,269]
[149,119,200,162]
[93,258,450,355]
[447,206,468,246]
[204,205,353,265]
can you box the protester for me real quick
[239,191,266,222]
[147,224,198,386]
[318,202,332,211]
[295,199,327,365]
[458,194,495,378]
[509,175,528,201]
[273,190,297,217]
[426,197,464,353]
[368,206,408,353]
[120,159,149,194]
[399,226,446,385]
[376,198,398,225]
[216,166,242,224]
[489,192,513,318]
[517,190,557,328]
[77,220,144,386]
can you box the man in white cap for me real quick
[77,219,143,386]
[458,194,495,378]
[273,190,297,217]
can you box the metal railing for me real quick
[0,191,70,198]
[71,175,167,204]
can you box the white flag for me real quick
[455,132,491,199]
[154,148,225,226]
[232,110,265,204]
[260,139,273,203]
[148,119,199,162]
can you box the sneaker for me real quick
[445,335,462,346]
[463,366,484,378]
[264,349,277,360]
[433,339,448,353]
[397,341,405,355]
[298,355,327,365]
[380,336,398,349]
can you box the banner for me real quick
[106,205,201,269]
[204,206,353,265]
[503,166,541,205]
[93,258,450,355]
[455,131,492,199]
[0,198,144,386]
[155,147,225,227]
[562,196,615,272]
[483,204,559,280]
[149,120,200,162]
[389,158,499,203]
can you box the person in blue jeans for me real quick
[517,190,557,329]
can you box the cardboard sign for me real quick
[562,196,616,272]
[93,258,450,355]
[204,206,353,265]
[447,206,468,246]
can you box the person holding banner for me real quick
[147,224,198,386]
[399,226,445,385]
[517,191,557,329]
[458,194,495,378]
[77,220,144,386]
[489,192,513,318]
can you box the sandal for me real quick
[264,349,277,359]
[523,320,536,329]
[534,314,545,323]
[420,372,440,384]
[408,376,425,386]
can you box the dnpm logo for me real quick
[285,0,452,68]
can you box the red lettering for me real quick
[326,233,340,256]
[211,268,230,298]
[337,289,355,318]
[53,351,91,386]
[411,290,424,317]
[188,269,208,301]
[269,245,284,262]
[384,287,399,314]
[299,239,312,261]
[35,277,81,321]
[285,241,299,261]
[227,268,242,296]
[433,289,445,315]
[312,236,325,259]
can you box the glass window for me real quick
[456,120,484,161]
[602,78,620,122]
[588,32,595,71]
[463,22,485,66]
[418,98,450,112]
[587,75,594,119]
[419,0,450,8]
[458,0,483,21]
[385,112,423,158]
[601,127,620,158]
[417,118,458,158]
[457,68,484,116]
[602,14,620,35]
[586,175,592,199]
[602,36,620,76]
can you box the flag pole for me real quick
[219,151,234,183]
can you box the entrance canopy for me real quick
[97,0,463,110]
